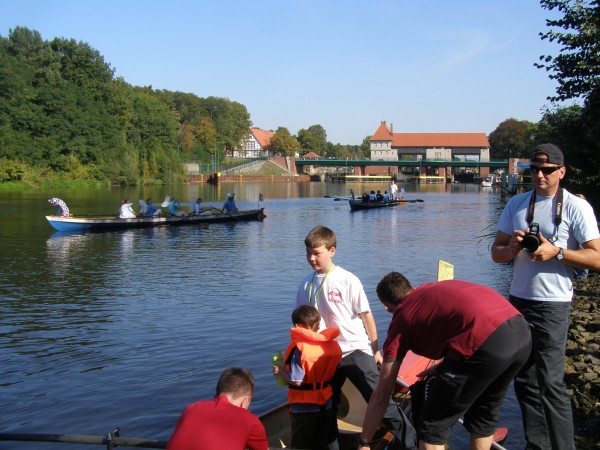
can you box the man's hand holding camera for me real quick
[514,223,561,261]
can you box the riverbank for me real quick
[569,272,600,449]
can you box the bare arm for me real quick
[563,238,600,271]
[360,311,382,364]
[359,360,400,448]
[272,365,301,386]
[491,229,525,263]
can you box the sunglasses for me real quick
[530,165,562,175]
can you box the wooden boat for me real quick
[347,190,423,211]
[261,351,435,450]
[349,199,399,211]
[45,208,266,232]
[0,349,507,450]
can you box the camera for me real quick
[521,223,540,253]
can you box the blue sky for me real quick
[1,0,563,145]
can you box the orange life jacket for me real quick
[284,326,342,405]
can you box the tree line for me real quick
[0,27,367,188]
[0,26,257,187]
[488,0,599,207]
[1,0,598,207]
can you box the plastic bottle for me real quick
[272,350,287,388]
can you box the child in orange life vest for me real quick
[273,305,342,450]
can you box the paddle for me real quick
[208,206,242,221]
[161,195,171,207]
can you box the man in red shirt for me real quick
[166,367,268,450]
[358,273,532,450]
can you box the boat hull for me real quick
[261,350,434,449]
[45,209,265,232]
[349,200,399,211]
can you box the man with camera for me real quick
[491,143,600,450]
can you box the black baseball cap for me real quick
[531,144,564,165]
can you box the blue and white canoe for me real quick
[45,208,266,232]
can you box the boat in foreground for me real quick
[45,208,266,232]
[262,350,435,450]
[0,350,507,449]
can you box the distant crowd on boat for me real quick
[115,194,237,219]
[360,181,406,203]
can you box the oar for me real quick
[208,206,242,221]
[396,199,424,203]
[0,432,167,448]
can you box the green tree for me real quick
[533,1,600,207]
[488,118,537,159]
[269,127,300,156]
[358,136,372,159]
[203,96,252,155]
[536,104,600,204]
[297,124,327,155]
[536,0,600,102]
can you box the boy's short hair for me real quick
[376,272,413,306]
[215,367,255,398]
[305,225,336,249]
[292,305,321,329]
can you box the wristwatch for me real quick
[555,247,565,261]
[358,438,371,448]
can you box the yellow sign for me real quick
[437,260,454,281]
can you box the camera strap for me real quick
[527,188,564,227]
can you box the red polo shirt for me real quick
[383,280,520,362]
[166,395,268,450]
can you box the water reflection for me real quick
[0,185,521,449]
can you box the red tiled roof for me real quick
[250,127,275,149]
[392,133,490,148]
[303,151,321,158]
[371,121,393,141]
[370,122,489,148]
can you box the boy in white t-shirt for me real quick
[296,225,417,450]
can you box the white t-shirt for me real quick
[119,203,136,218]
[497,188,599,302]
[296,265,372,356]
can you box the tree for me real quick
[536,0,600,102]
[536,104,600,204]
[488,118,537,159]
[297,124,328,155]
[358,136,372,159]
[269,127,300,156]
[202,96,252,155]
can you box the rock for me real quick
[567,272,600,449]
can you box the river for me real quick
[0,181,524,449]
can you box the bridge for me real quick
[294,158,508,169]
[293,158,509,180]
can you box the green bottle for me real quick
[273,350,287,388]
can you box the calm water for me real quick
[0,182,523,449]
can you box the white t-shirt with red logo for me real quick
[296,265,372,356]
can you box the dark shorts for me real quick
[418,315,532,445]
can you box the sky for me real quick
[1,0,564,145]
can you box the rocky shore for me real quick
[567,272,600,449]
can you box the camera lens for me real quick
[521,235,540,253]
